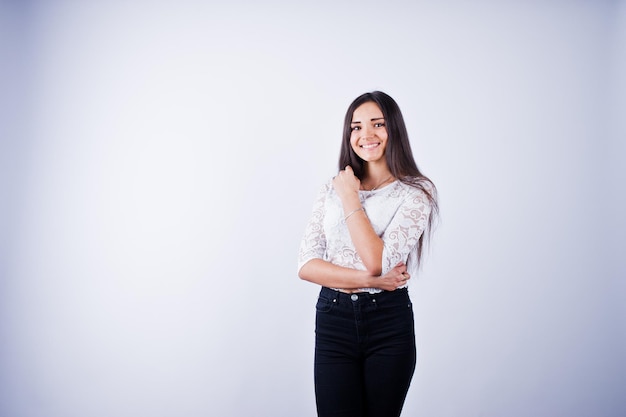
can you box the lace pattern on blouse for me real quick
[298,178,432,293]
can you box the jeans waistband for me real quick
[320,286,408,303]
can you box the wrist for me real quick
[341,194,361,213]
[362,272,377,288]
[344,207,365,221]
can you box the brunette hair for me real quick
[338,91,439,265]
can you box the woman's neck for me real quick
[361,163,394,191]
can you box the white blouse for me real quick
[298,178,432,293]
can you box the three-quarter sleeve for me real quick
[380,187,432,276]
[297,183,329,273]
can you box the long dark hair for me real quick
[338,91,439,265]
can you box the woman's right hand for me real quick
[375,262,410,291]
[332,165,361,203]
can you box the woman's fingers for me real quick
[377,262,410,291]
[397,270,410,288]
[336,166,356,182]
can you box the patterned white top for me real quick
[298,178,432,293]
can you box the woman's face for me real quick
[350,101,388,165]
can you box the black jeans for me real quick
[314,287,416,417]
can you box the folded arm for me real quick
[298,258,409,292]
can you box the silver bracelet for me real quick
[344,207,365,221]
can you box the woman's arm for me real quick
[380,185,432,274]
[299,258,374,289]
[333,166,384,275]
[299,258,409,292]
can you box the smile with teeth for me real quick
[360,142,380,149]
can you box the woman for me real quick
[298,91,438,417]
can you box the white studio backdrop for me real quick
[1,1,624,416]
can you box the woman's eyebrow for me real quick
[351,117,384,124]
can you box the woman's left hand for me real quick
[375,262,410,291]
[333,165,361,202]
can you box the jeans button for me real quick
[351,294,358,301]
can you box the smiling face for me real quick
[350,101,388,165]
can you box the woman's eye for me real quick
[374,122,385,128]
[351,126,361,131]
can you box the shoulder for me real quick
[399,176,436,196]
[319,178,334,193]
[394,178,424,195]
[395,177,435,206]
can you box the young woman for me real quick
[298,91,438,417]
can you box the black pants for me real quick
[314,287,416,417]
